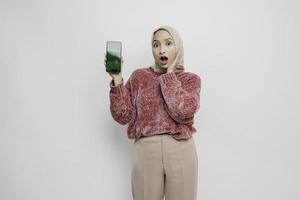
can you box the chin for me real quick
[158,62,169,67]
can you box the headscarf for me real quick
[150,25,185,73]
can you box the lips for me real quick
[160,56,168,64]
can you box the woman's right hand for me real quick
[105,54,124,86]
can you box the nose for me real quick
[159,45,166,55]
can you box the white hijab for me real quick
[150,25,185,73]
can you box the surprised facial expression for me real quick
[152,30,177,70]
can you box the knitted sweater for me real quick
[109,66,201,142]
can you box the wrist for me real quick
[113,77,123,86]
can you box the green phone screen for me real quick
[106,41,122,73]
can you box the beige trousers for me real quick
[131,134,198,200]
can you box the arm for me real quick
[109,77,135,125]
[159,72,201,124]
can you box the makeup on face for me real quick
[152,30,177,67]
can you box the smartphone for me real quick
[106,41,122,73]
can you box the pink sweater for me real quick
[109,66,201,142]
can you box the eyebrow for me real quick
[153,38,173,42]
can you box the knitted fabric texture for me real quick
[109,66,201,142]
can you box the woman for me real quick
[106,25,202,200]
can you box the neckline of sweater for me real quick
[148,66,183,75]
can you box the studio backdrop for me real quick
[0,0,299,200]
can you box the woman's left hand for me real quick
[167,49,182,73]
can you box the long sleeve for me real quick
[159,72,201,124]
[109,77,135,125]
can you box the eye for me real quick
[153,43,159,48]
[166,41,172,46]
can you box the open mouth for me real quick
[160,56,168,64]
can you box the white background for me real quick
[1,0,299,199]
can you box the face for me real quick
[152,30,177,70]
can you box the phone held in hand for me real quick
[106,41,122,73]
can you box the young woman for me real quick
[106,25,202,200]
